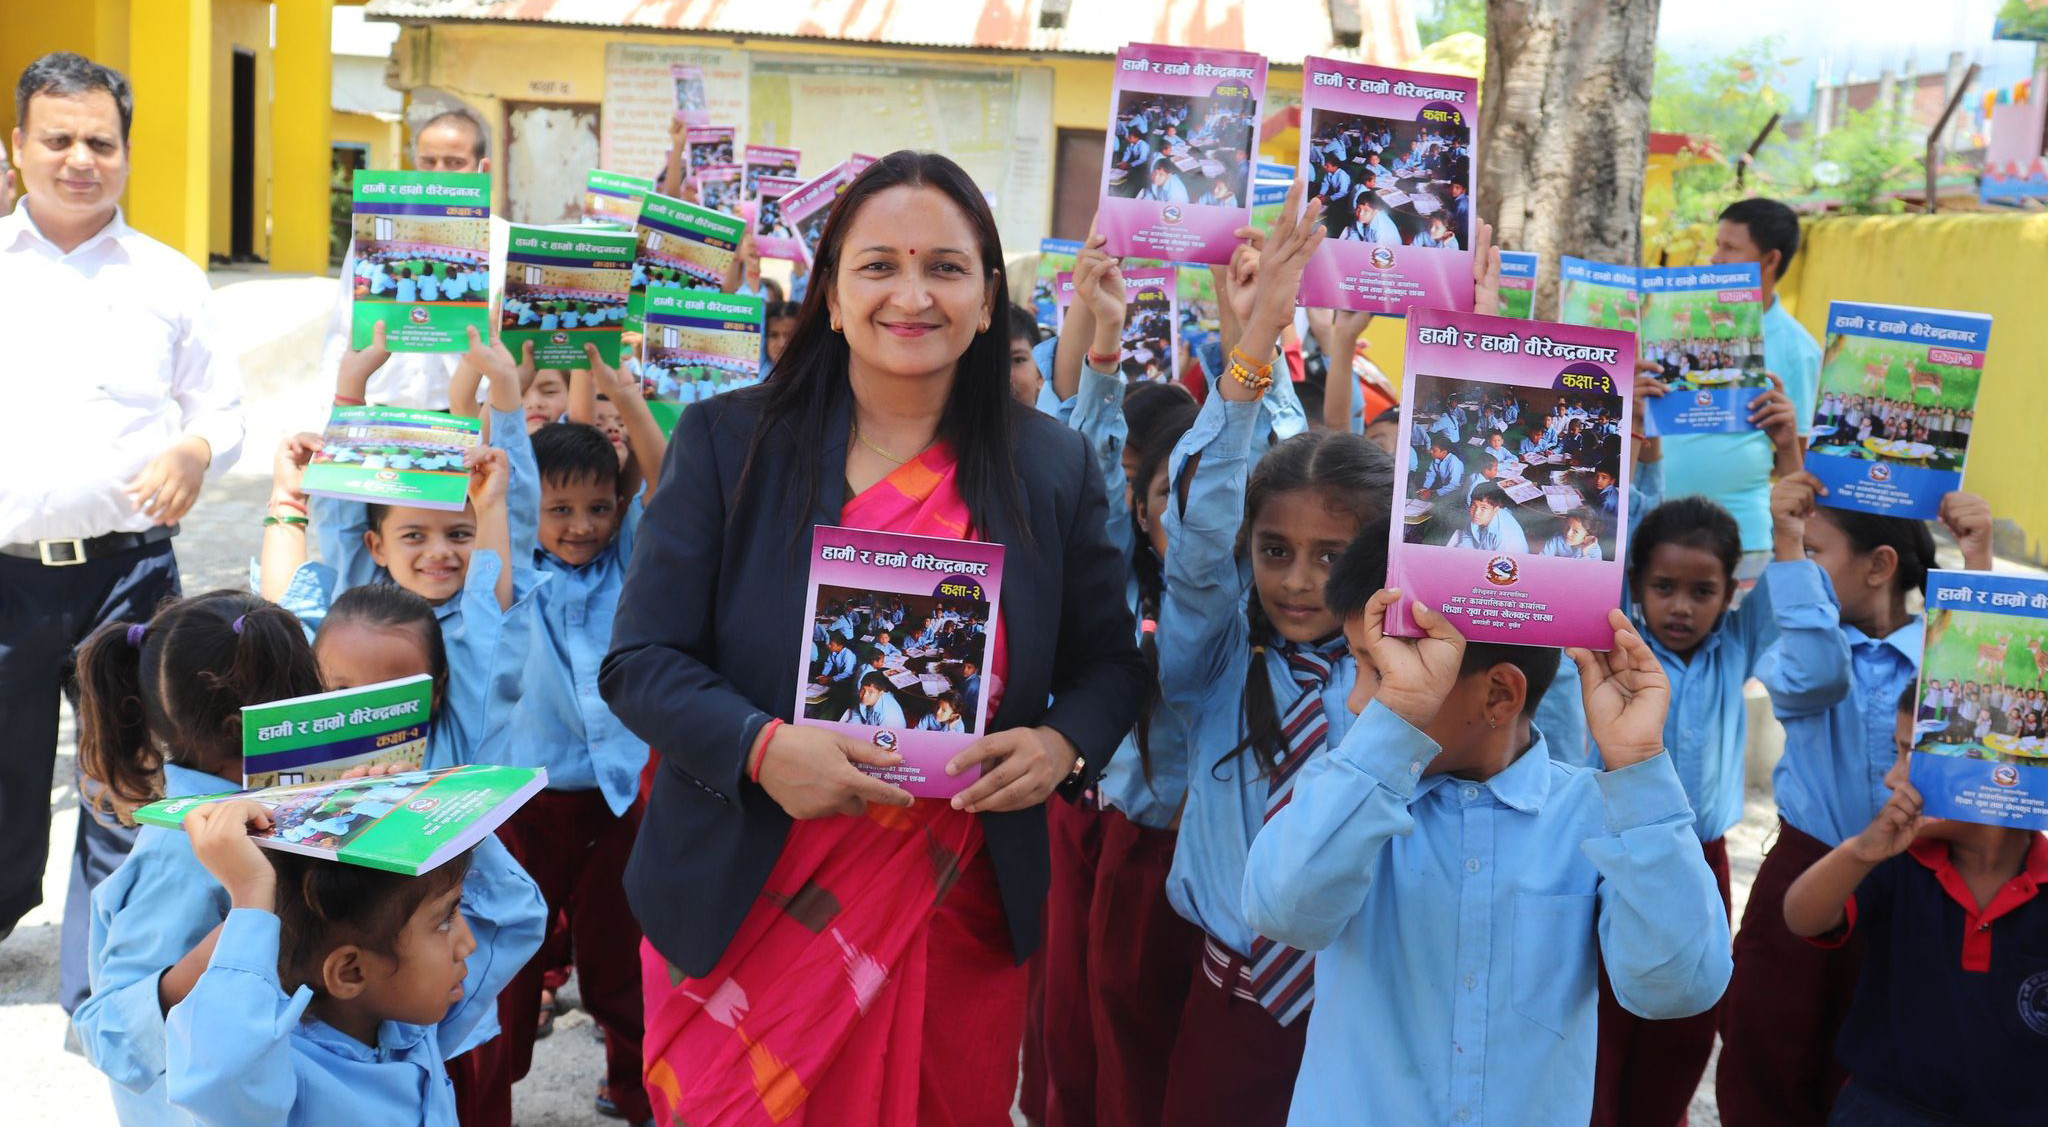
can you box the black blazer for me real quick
[602,384,1147,978]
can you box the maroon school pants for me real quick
[451,790,650,1126]
[1714,819,1862,1127]
[1089,810,1200,1127]
[1038,796,1106,1127]
[1158,937,1308,1127]
[1591,835,1733,1127]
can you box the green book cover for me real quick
[241,675,434,790]
[501,223,635,369]
[134,764,547,877]
[640,290,764,436]
[300,405,483,512]
[627,192,747,334]
[583,169,653,227]
[349,170,493,353]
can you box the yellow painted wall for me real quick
[1777,212,2048,551]
[126,0,212,261]
[208,0,272,261]
[332,111,401,170]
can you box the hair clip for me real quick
[126,624,148,647]
[1252,645,1266,656]
[231,615,246,635]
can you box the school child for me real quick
[69,592,542,1126]
[163,795,542,1126]
[465,353,669,1126]
[1715,480,1993,1126]
[1781,686,2048,1126]
[1240,541,1732,1125]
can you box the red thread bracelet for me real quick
[749,719,784,783]
[333,395,367,406]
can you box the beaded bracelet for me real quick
[1226,347,1276,393]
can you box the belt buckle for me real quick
[37,538,87,566]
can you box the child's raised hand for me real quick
[1220,229,1263,330]
[1569,609,1671,771]
[1938,491,1994,571]
[1341,610,1384,716]
[1245,179,1324,338]
[586,344,634,399]
[1359,587,1467,730]
[337,321,390,401]
[186,799,277,911]
[270,432,325,503]
[1076,239,1128,329]
[1848,780,1933,864]
[1770,470,1826,560]
[1469,218,1501,315]
[1749,372,1801,453]
[466,445,510,512]
[461,325,521,391]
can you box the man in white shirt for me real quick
[0,54,243,1008]
[317,108,508,410]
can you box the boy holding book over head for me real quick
[464,346,669,1124]
[1779,686,2048,1126]
[1241,530,1731,1126]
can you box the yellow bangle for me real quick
[1227,347,1275,393]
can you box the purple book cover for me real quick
[742,144,801,199]
[749,174,807,261]
[670,65,709,125]
[1098,44,1264,266]
[797,526,1005,799]
[1387,309,1635,649]
[1297,59,1476,315]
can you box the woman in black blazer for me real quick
[601,151,1146,1125]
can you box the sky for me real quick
[1656,0,2042,109]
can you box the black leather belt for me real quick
[1,525,177,566]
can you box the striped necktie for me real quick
[1247,637,1346,1026]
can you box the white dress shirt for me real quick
[319,216,510,411]
[0,203,243,542]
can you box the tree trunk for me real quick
[1480,0,1663,317]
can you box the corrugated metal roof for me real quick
[360,0,1419,67]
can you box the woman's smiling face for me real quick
[826,185,996,382]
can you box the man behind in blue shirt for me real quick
[1242,531,1730,1126]
[1662,198,1823,587]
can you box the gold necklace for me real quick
[852,423,929,465]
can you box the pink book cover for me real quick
[748,174,808,261]
[1386,308,1636,649]
[691,164,743,217]
[743,144,801,199]
[1051,267,1180,383]
[1297,58,1477,315]
[1098,44,1265,266]
[796,526,1005,799]
[670,66,709,125]
[781,157,879,267]
[685,126,736,174]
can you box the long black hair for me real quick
[735,151,1023,543]
[1219,430,1393,781]
[1127,394,1201,780]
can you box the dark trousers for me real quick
[1089,811,1200,1127]
[452,790,650,1126]
[1716,820,1861,1127]
[1039,797,1105,1127]
[1591,835,1733,1127]
[1159,937,1308,1127]
[1827,1080,1967,1127]
[0,542,177,1012]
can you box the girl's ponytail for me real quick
[75,620,158,823]
[75,591,323,824]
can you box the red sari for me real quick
[639,444,1024,1126]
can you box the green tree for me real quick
[1814,106,1923,215]
[1645,40,1799,253]
[1417,0,1485,43]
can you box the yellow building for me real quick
[2,0,349,272]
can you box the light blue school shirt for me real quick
[1597,569,1781,842]
[1241,703,1731,1126]
[1159,394,1357,954]
[843,693,907,728]
[166,900,540,1127]
[1421,451,1465,494]
[1046,357,1193,828]
[1661,298,1823,551]
[493,499,647,814]
[77,765,542,1126]
[1755,559,1922,845]
[1353,209,1401,245]
[818,645,856,682]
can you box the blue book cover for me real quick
[1497,250,1538,319]
[1912,570,2048,829]
[1560,257,1767,436]
[1805,301,1990,519]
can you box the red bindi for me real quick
[908,248,916,256]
